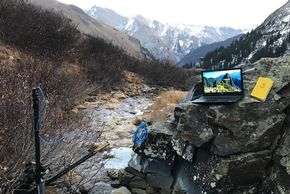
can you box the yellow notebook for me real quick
[250,77,273,101]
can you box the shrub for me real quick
[0,45,90,192]
[0,0,79,58]
[79,35,124,86]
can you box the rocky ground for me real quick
[113,57,290,194]
[44,71,186,194]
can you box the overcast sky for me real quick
[57,0,288,29]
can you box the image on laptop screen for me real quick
[203,69,242,94]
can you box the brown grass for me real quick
[144,90,187,123]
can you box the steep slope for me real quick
[87,6,128,29]
[87,6,243,63]
[200,1,290,69]
[177,34,243,67]
[28,0,149,59]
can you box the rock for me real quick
[122,58,290,193]
[131,188,147,194]
[172,157,201,194]
[111,186,132,194]
[129,176,147,189]
[132,116,143,126]
[113,91,127,99]
[111,180,121,188]
[72,108,78,114]
[76,104,87,109]
[110,98,120,104]
[128,110,138,115]
[107,103,117,110]
[128,153,143,172]
[146,173,173,190]
[133,122,177,162]
[85,96,97,102]
[175,104,214,147]
[124,167,146,179]
[174,60,290,156]
[145,184,158,194]
[142,158,173,176]
[189,149,272,193]
[118,169,135,186]
[260,115,290,193]
[107,169,119,180]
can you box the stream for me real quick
[70,94,154,194]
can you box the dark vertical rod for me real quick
[32,88,41,186]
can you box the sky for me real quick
[57,0,288,29]
[203,69,240,78]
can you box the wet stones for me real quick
[117,153,175,193]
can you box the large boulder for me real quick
[176,58,290,157]
[123,57,290,194]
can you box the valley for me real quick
[87,6,244,63]
[1,0,290,193]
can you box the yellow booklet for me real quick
[250,77,273,101]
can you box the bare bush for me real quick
[0,46,90,193]
[0,0,79,58]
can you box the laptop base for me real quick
[192,95,243,104]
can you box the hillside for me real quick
[28,0,150,59]
[177,34,243,67]
[200,1,290,69]
[87,6,244,63]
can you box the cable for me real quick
[132,121,148,147]
[36,86,65,145]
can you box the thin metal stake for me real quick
[32,88,42,193]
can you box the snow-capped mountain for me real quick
[28,0,149,59]
[199,0,290,69]
[87,6,127,29]
[87,6,243,63]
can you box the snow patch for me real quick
[125,17,135,31]
[283,15,290,23]
[179,40,184,47]
[104,147,133,169]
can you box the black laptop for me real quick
[192,68,244,104]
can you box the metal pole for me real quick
[46,142,109,186]
[32,88,42,191]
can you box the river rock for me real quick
[118,169,135,186]
[131,188,147,194]
[146,172,173,190]
[129,176,147,189]
[111,186,131,194]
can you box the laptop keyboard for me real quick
[203,96,239,101]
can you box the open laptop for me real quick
[192,68,244,104]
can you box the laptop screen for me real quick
[202,68,243,95]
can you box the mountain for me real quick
[87,6,244,63]
[86,6,128,29]
[29,0,150,59]
[177,34,243,67]
[200,1,290,69]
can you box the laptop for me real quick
[192,68,244,104]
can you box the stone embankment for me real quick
[113,57,290,194]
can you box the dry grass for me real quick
[144,90,187,123]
